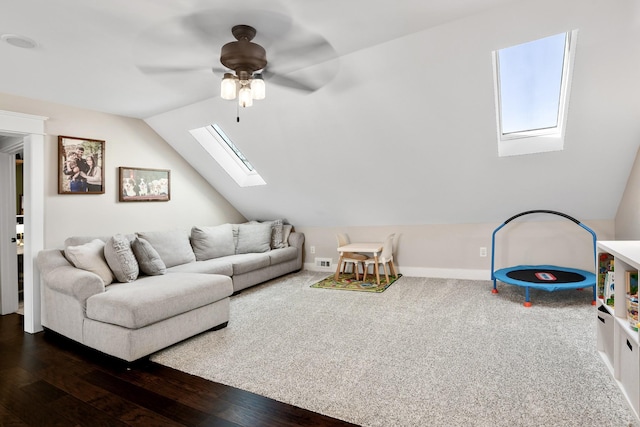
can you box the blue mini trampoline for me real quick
[491,210,597,307]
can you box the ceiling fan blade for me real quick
[262,70,319,93]
[137,65,213,75]
[267,32,337,75]
[182,7,294,50]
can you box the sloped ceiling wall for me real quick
[146,0,640,227]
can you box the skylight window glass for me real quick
[492,30,577,157]
[497,33,566,135]
[189,123,265,187]
[211,123,254,172]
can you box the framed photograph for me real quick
[119,167,170,202]
[58,135,105,194]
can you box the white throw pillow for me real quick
[64,239,114,285]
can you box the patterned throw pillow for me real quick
[270,219,285,249]
[104,234,139,283]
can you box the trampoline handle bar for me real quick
[503,210,580,225]
[491,210,598,280]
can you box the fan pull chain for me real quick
[237,102,240,123]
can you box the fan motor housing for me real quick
[220,25,267,77]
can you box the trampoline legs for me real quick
[492,279,499,294]
[524,287,532,308]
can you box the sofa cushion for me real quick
[104,234,139,283]
[236,223,272,254]
[136,229,195,268]
[86,273,233,329]
[268,246,298,265]
[64,239,114,286]
[190,224,235,261]
[167,258,233,276]
[132,237,166,276]
[225,253,271,275]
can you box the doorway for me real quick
[0,110,47,333]
[0,136,23,315]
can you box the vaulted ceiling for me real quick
[2,0,639,226]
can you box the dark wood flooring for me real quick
[0,314,358,426]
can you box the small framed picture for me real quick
[58,135,105,194]
[119,167,170,202]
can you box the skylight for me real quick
[493,30,578,157]
[190,124,266,187]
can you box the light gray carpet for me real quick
[151,271,638,427]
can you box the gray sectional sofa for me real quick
[36,221,304,362]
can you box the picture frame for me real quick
[119,167,170,202]
[58,135,105,194]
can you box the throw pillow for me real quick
[131,237,166,275]
[281,224,293,248]
[236,222,272,254]
[266,219,285,249]
[64,239,114,285]
[135,229,195,268]
[190,224,235,261]
[104,234,139,283]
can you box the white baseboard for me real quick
[303,263,491,281]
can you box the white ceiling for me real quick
[2,0,640,227]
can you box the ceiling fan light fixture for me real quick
[221,73,238,100]
[250,74,265,100]
[238,84,253,108]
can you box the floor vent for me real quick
[315,258,333,268]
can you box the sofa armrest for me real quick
[288,232,304,269]
[37,249,105,307]
[288,231,304,249]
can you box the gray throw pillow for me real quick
[236,222,272,254]
[136,229,195,268]
[104,234,139,283]
[191,224,235,261]
[64,239,114,285]
[131,237,166,275]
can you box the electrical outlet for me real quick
[479,247,487,257]
[310,246,316,254]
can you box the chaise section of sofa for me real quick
[37,220,305,362]
[38,247,233,362]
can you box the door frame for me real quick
[0,152,18,314]
[0,110,47,333]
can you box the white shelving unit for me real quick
[597,241,640,420]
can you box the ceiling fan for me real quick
[218,24,268,108]
[135,9,339,109]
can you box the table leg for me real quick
[334,254,344,281]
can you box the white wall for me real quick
[616,146,640,239]
[299,218,614,279]
[0,92,246,248]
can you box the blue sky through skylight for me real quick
[497,32,567,135]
